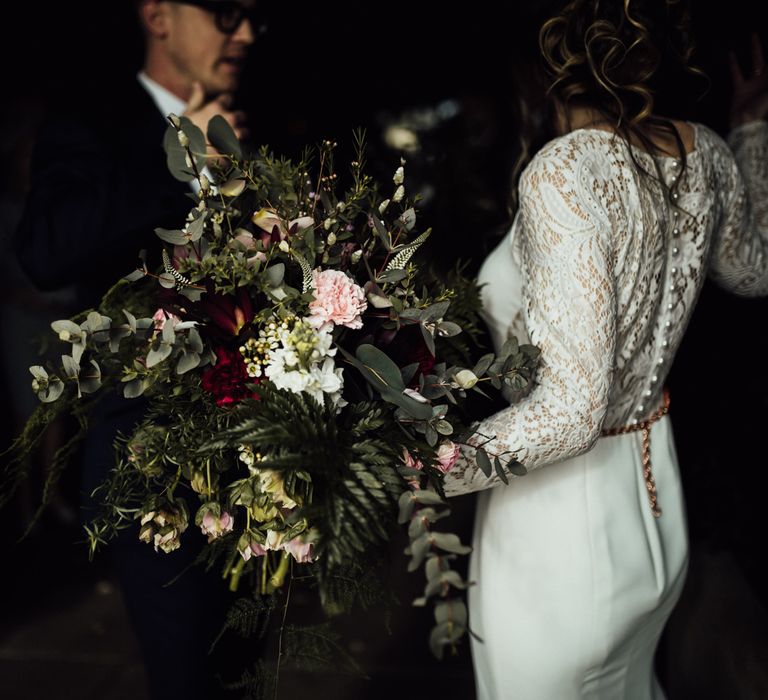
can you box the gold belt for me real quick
[601,389,671,518]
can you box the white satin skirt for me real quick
[469,416,688,699]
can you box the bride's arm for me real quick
[444,149,617,496]
[710,37,768,296]
[708,120,768,296]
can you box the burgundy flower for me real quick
[196,287,255,337]
[201,346,258,406]
[384,325,435,386]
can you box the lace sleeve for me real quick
[444,148,617,496]
[709,120,768,296]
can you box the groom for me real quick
[16,1,258,697]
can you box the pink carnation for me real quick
[435,441,461,474]
[308,269,367,330]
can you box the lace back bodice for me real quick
[445,121,768,495]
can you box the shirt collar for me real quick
[137,71,187,122]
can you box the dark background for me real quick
[1,1,767,698]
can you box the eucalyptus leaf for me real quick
[430,532,471,555]
[400,362,419,387]
[371,216,392,250]
[398,308,423,322]
[29,366,48,381]
[186,213,206,242]
[407,533,431,572]
[180,287,204,302]
[265,263,285,287]
[355,344,405,391]
[422,301,451,323]
[146,343,173,368]
[426,556,449,581]
[159,273,177,289]
[408,516,427,539]
[79,359,102,394]
[498,335,520,359]
[124,268,146,282]
[123,310,137,333]
[163,117,206,181]
[437,322,462,338]
[161,320,176,344]
[207,114,242,158]
[377,269,408,284]
[71,342,86,365]
[412,489,445,506]
[420,323,436,357]
[472,353,495,378]
[187,328,204,354]
[155,228,190,245]
[398,490,415,524]
[476,448,492,478]
[51,320,81,337]
[494,457,509,485]
[123,378,145,399]
[176,351,201,374]
[39,378,65,403]
[508,460,528,476]
[434,600,468,629]
[61,354,79,378]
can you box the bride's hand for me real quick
[729,34,768,128]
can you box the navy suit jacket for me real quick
[16,76,191,308]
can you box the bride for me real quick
[443,1,768,698]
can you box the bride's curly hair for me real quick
[510,0,706,212]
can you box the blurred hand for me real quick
[729,34,768,128]
[182,81,249,147]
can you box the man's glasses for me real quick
[166,0,264,35]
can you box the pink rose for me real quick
[308,269,367,330]
[435,441,461,474]
[283,537,314,563]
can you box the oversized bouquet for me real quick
[4,116,538,667]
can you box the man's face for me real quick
[164,1,255,95]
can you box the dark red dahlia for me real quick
[200,346,258,406]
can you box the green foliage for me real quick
[282,622,363,675]
[219,659,277,700]
[1,388,98,535]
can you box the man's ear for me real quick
[138,0,170,39]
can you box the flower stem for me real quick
[273,557,293,700]
[268,550,290,592]
[228,556,246,592]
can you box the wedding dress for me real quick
[443,121,768,699]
